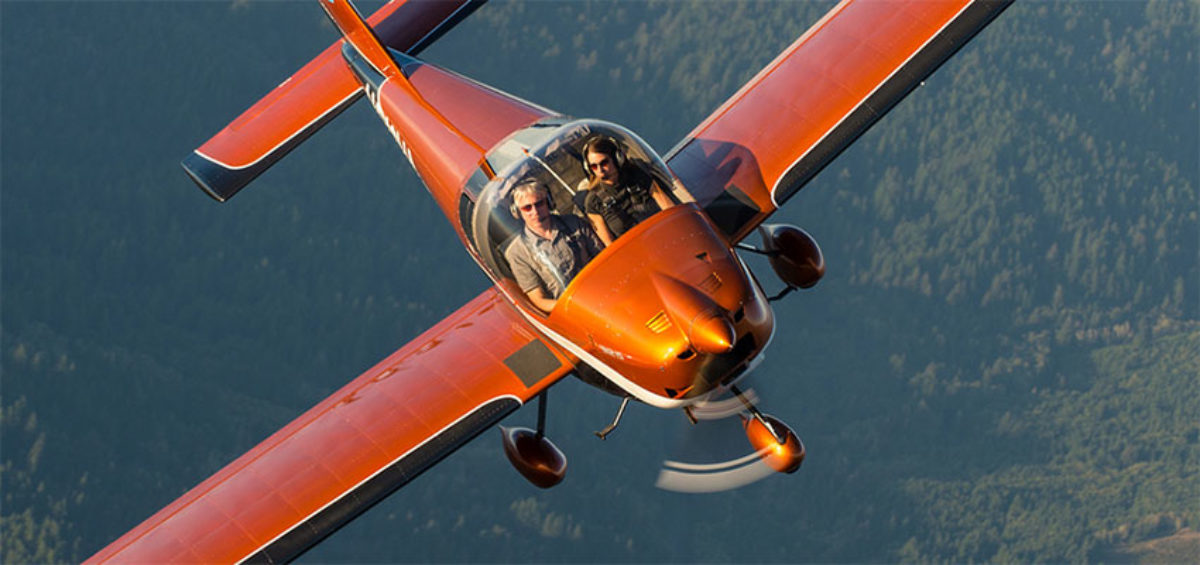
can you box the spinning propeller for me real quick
[655,380,804,493]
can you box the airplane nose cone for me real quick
[648,271,737,355]
[688,312,735,354]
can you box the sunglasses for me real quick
[518,198,549,212]
[587,157,613,171]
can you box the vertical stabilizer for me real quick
[318,0,402,79]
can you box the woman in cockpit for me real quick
[579,136,675,246]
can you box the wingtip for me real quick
[180,152,250,203]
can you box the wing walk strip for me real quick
[770,0,1013,207]
[244,396,521,564]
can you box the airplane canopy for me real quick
[469,119,684,288]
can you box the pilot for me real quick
[581,136,675,246]
[504,179,604,313]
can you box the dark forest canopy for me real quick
[2,1,1196,563]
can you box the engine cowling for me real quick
[758,224,825,289]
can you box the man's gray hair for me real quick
[512,178,548,201]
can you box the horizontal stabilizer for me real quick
[182,79,359,202]
[182,0,485,202]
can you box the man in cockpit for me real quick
[505,179,604,313]
[581,136,675,246]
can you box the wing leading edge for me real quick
[86,289,574,564]
[667,0,1012,242]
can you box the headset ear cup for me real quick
[581,139,595,180]
[611,136,626,170]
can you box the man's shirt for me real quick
[505,214,603,299]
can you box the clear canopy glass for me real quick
[468,119,683,285]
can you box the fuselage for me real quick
[346,45,774,409]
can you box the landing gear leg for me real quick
[767,285,797,303]
[535,390,548,439]
[730,384,785,444]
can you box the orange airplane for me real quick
[89,0,1011,562]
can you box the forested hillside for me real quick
[2,1,1196,563]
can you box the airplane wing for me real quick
[86,289,575,564]
[665,0,1013,242]
[103,3,571,561]
[182,0,487,202]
